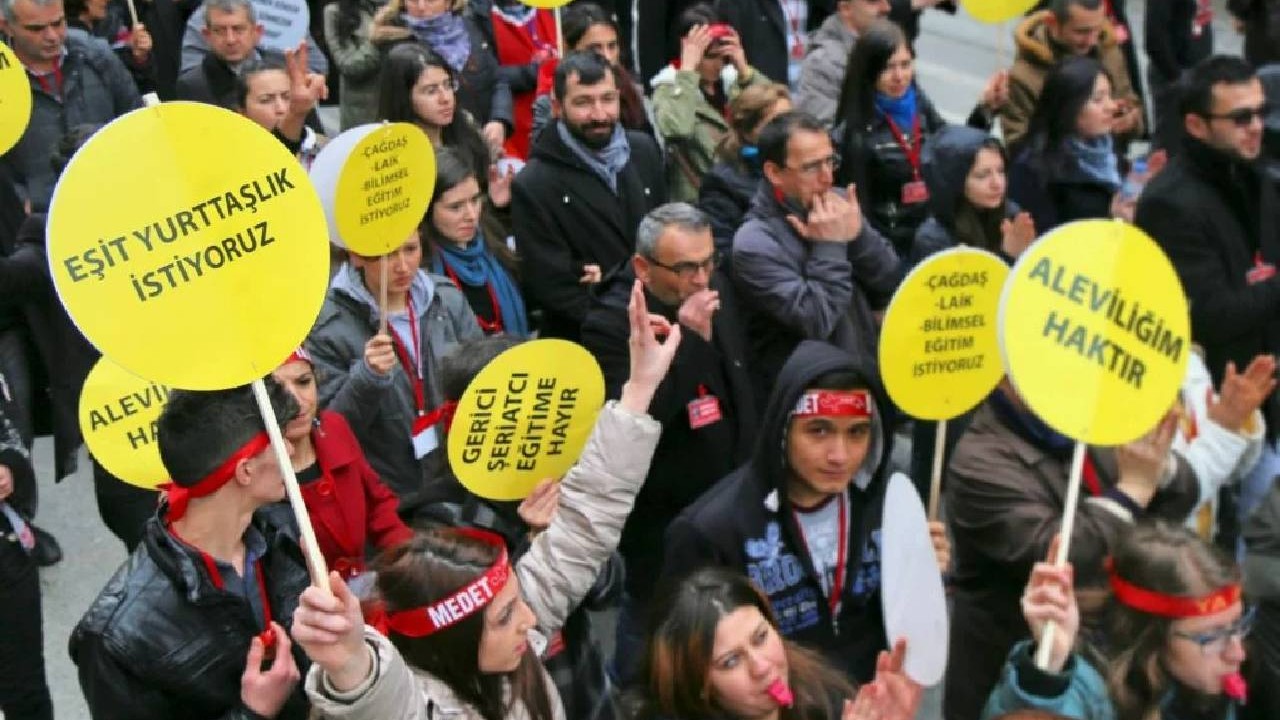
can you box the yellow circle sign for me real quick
[963,0,1039,23]
[448,339,605,501]
[0,40,33,156]
[79,357,170,489]
[519,0,572,8]
[999,220,1190,445]
[311,122,436,255]
[47,102,331,390]
[880,248,1008,420]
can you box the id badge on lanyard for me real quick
[887,114,929,206]
[390,300,439,459]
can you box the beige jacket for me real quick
[306,400,662,719]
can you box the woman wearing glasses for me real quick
[983,521,1251,720]
[378,45,514,213]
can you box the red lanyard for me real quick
[791,492,849,618]
[167,524,276,653]
[388,296,426,416]
[32,60,64,97]
[779,0,805,56]
[884,113,924,181]
[440,263,504,334]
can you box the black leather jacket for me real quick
[70,508,312,720]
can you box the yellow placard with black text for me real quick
[448,340,605,501]
[79,358,170,489]
[998,220,1189,445]
[0,40,32,156]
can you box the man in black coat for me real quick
[1136,56,1279,438]
[512,51,666,341]
[71,383,313,720]
[580,202,756,682]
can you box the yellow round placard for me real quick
[0,40,33,156]
[998,220,1190,445]
[46,102,331,390]
[964,0,1039,24]
[448,339,605,500]
[79,357,171,489]
[880,247,1008,421]
[519,0,572,8]
[315,122,435,255]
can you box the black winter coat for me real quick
[714,0,834,86]
[70,509,312,720]
[1228,0,1280,66]
[1007,147,1115,233]
[1136,137,1280,438]
[511,121,666,341]
[697,158,761,270]
[581,267,756,602]
[662,341,894,683]
[834,90,990,259]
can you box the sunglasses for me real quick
[1206,103,1272,128]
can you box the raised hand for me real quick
[787,185,862,244]
[292,572,371,693]
[364,334,397,377]
[843,639,923,720]
[620,280,682,413]
[518,478,560,534]
[677,288,720,342]
[1000,211,1036,259]
[487,163,516,209]
[240,622,301,717]
[981,70,1010,110]
[679,24,714,72]
[1207,355,1277,433]
[1021,537,1077,673]
[1115,408,1178,506]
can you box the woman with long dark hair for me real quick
[630,567,922,720]
[833,19,1006,259]
[984,522,1250,720]
[421,148,528,337]
[378,45,514,210]
[292,283,681,720]
[323,0,384,129]
[1007,56,1125,231]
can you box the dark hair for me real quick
[806,368,872,393]
[422,148,519,276]
[561,1,614,48]
[1048,0,1102,22]
[378,44,491,184]
[1016,55,1109,178]
[834,19,910,131]
[51,124,101,177]
[441,335,522,402]
[333,0,367,45]
[1095,522,1240,720]
[234,57,288,110]
[757,111,829,170]
[638,568,854,720]
[157,381,297,487]
[374,530,555,720]
[553,50,614,102]
[674,3,719,39]
[1179,55,1257,119]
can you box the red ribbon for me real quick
[382,528,510,637]
[1106,557,1242,618]
[161,433,272,521]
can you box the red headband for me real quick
[1106,558,1242,619]
[282,347,312,367]
[162,432,272,521]
[792,390,873,418]
[381,528,511,637]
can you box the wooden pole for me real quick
[1034,440,1086,669]
[927,418,948,521]
[378,260,389,335]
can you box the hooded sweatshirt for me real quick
[911,125,1020,267]
[662,341,894,683]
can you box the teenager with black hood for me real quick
[662,340,945,683]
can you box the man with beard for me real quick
[512,50,666,341]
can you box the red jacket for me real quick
[304,411,414,578]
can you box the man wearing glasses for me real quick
[580,202,756,683]
[1136,55,1280,554]
[0,0,140,212]
[732,110,900,404]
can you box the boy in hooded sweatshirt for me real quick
[661,340,948,683]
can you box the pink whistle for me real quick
[766,679,794,708]
[1223,672,1248,703]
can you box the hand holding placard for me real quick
[997,220,1190,669]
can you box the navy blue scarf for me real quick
[989,387,1076,461]
[432,232,529,337]
[874,84,918,132]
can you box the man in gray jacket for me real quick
[731,110,901,404]
[794,0,890,127]
[0,0,140,211]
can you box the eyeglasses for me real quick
[418,78,460,99]
[786,154,841,177]
[1206,104,1272,128]
[1171,605,1257,656]
[646,251,719,279]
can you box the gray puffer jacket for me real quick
[306,401,662,720]
[304,265,483,520]
[794,14,856,127]
[2,29,141,210]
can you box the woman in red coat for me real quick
[273,349,414,580]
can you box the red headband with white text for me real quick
[1106,558,1242,619]
[792,389,874,418]
[383,528,512,637]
